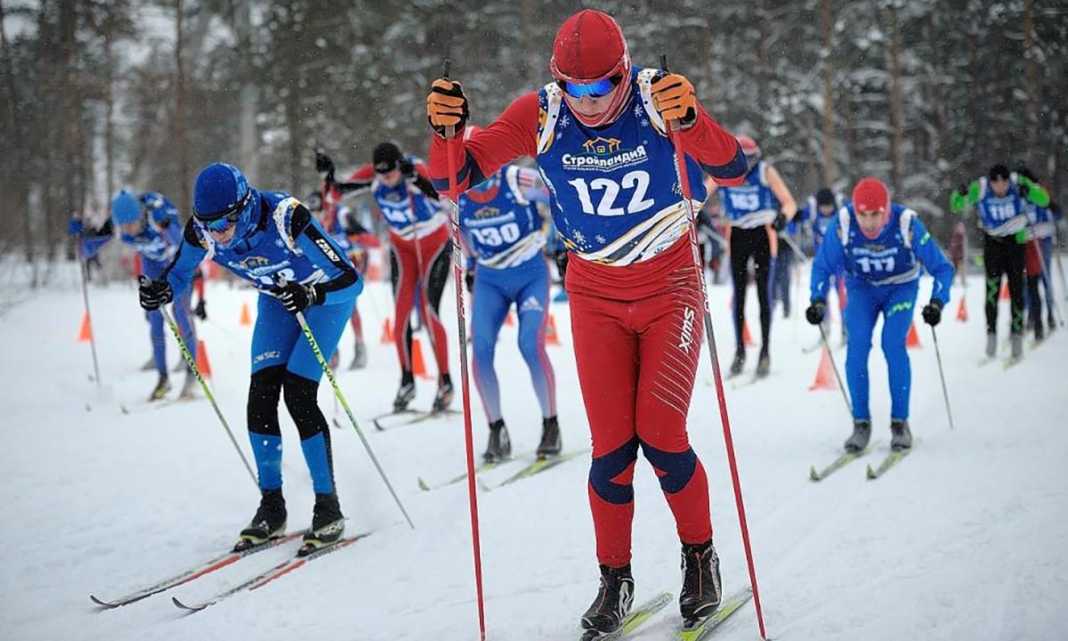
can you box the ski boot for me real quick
[393,371,416,412]
[233,488,287,552]
[148,374,171,401]
[178,368,197,400]
[299,492,345,557]
[1010,333,1024,360]
[349,340,367,370]
[890,419,912,451]
[483,419,512,463]
[728,350,745,377]
[679,538,722,626]
[844,419,872,453]
[432,373,454,413]
[536,416,562,459]
[755,347,770,378]
[580,564,635,638]
[985,332,997,358]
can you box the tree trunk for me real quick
[235,0,258,184]
[0,0,31,261]
[1023,0,1037,166]
[885,5,905,193]
[175,0,190,216]
[819,0,835,186]
[104,27,115,201]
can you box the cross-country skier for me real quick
[456,138,560,463]
[107,190,198,400]
[426,9,748,636]
[306,189,374,369]
[315,145,454,412]
[1016,166,1057,338]
[796,187,848,343]
[950,164,1050,360]
[137,162,361,555]
[707,135,797,377]
[806,177,954,453]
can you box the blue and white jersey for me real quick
[120,218,182,267]
[166,191,360,306]
[975,177,1029,237]
[796,192,847,254]
[811,203,954,304]
[460,164,549,270]
[533,67,708,266]
[1025,203,1056,240]
[372,157,447,240]
[718,161,781,229]
[140,192,180,225]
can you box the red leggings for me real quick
[389,226,451,377]
[567,238,713,567]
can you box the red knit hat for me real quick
[550,10,630,83]
[852,177,890,212]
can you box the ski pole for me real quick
[441,58,488,641]
[287,299,415,529]
[661,55,768,641]
[929,325,956,431]
[156,299,258,488]
[77,245,103,387]
[818,322,853,416]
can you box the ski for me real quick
[809,444,873,482]
[373,408,460,431]
[866,448,912,480]
[480,449,590,491]
[119,396,199,415]
[676,588,753,641]
[418,458,510,492]
[89,530,306,608]
[172,532,370,613]
[1002,355,1024,370]
[580,591,673,641]
[729,371,773,390]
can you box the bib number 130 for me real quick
[568,170,655,216]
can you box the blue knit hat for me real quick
[193,162,251,221]
[111,189,142,225]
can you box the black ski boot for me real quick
[679,538,722,625]
[483,419,512,463]
[844,419,872,453]
[432,373,454,412]
[234,488,287,551]
[299,492,345,556]
[728,350,745,377]
[890,419,912,451]
[536,416,562,459]
[580,564,635,638]
[148,374,171,401]
[393,371,416,412]
[755,346,770,378]
[349,340,367,370]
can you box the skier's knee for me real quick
[281,371,325,440]
[589,438,640,504]
[472,335,495,367]
[247,365,285,436]
[517,330,541,365]
[639,441,697,494]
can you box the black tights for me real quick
[729,226,772,352]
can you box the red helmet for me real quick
[550,10,630,83]
[852,177,890,213]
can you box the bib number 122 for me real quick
[568,170,655,216]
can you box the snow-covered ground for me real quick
[1,266,1065,641]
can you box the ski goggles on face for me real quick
[558,74,622,99]
[197,191,251,232]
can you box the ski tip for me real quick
[865,464,877,480]
[808,466,821,482]
[417,477,431,491]
[172,595,206,612]
[89,594,116,608]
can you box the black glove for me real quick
[773,211,787,232]
[272,281,320,313]
[315,150,335,174]
[805,299,826,325]
[139,276,173,311]
[956,183,968,197]
[464,270,474,292]
[554,250,569,279]
[194,299,207,321]
[399,158,415,178]
[921,299,943,326]
[1019,181,1030,197]
[427,79,469,138]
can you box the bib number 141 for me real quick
[568,170,655,216]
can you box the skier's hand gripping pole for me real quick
[659,55,769,641]
[277,277,415,530]
[153,296,258,489]
[439,58,488,641]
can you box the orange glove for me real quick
[426,79,469,138]
[650,73,697,129]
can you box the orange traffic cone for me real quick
[77,311,93,342]
[411,337,432,379]
[809,347,837,391]
[239,301,252,327]
[195,340,213,378]
[742,319,754,347]
[380,318,394,344]
[545,313,561,346]
[906,322,922,349]
[956,297,968,322]
[999,281,1009,300]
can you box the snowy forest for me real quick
[1,0,1066,272]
